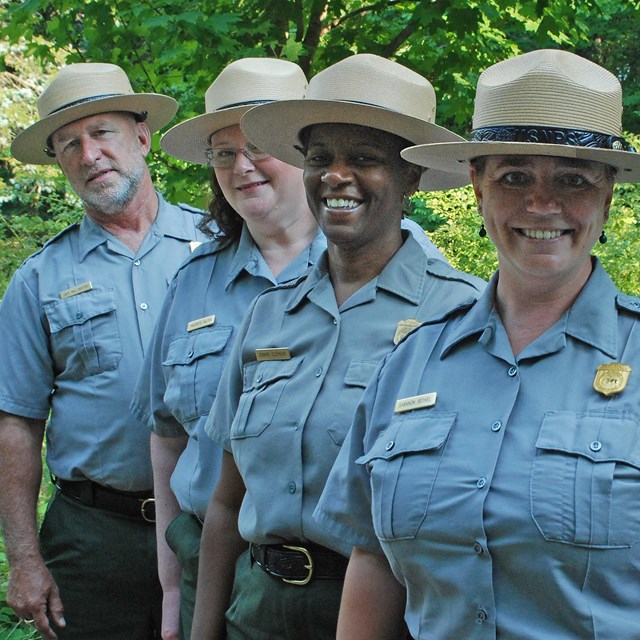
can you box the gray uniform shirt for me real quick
[0,194,206,491]
[316,259,640,639]
[205,233,484,556]
[131,224,326,516]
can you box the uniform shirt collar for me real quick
[76,192,191,261]
[225,224,326,289]
[442,258,621,360]
[285,233,431,313]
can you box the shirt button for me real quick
[314,367,323,377]
[140,303,148,310]
[476,609,488,624]
[491,420,502,432]
[256,374,263,383]
[187,350,194,358]
[476,477,486,489]
[508,366,518,377]
[76,312,83,319]
[333,318,338,325]
[288,482,296,494]
[385,441,395,451]
[473,542,483,555]
[133,259,141,266]
[590,440,602,452]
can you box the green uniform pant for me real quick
[39,490,162,640]
[225,547,344,640]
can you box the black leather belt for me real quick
[250,543,348,585]
[55,478,155,523]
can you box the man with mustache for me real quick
[0,63,206,640]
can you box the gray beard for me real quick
[78,161,146,216]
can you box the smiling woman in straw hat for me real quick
[190,52,484,640]
[315,49,640,639]
[129,56,327,640]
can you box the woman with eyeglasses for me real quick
[130,58,323,640]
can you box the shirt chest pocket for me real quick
[44,289,121,379]
[163,327,233,424]
[359,412,456,541]
[532,410,640,548]
[327,360,378,446]
[231,356,304,439]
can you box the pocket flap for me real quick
[359,411,456,464]
[243,356,304,391]
[344,360,378,388]
[45,289,116,332]
[536,410,640,468]
[164,328,233,366]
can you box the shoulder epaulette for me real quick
[424,257,486,292]
[616,293,640,315]
[21,222,80,264]
[176,202,206,216]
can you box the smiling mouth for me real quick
[325,198,360,210]
[238,180,268,191]
[520,228,567,240]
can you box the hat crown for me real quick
[307,53,436,124]
[204,58,308,114]
[472,49,623,136]
[38,63,136,119]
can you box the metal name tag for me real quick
[255,348,292,361]
[395,392,437,413]
[187,315,215,332]
[59,281,93,299]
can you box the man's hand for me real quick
[8,555,65,640]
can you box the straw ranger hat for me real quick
[401,49,640,183]
[240,53,469,191]
[11,62,178,165]
[161,58,308,165]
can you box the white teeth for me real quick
[326,198,359,209]
[522,229,563,240]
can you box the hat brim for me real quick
[11,94,178,165]
[240,100,471,191]
[401,141,640,184]
[160,105,252,165]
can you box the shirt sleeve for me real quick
[0,268,54,419]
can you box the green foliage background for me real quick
[1,0,640,635]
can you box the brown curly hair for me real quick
[197,170,244,240]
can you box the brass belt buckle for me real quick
[282,545,313,585]
[141,498,156,523]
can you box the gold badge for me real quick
[395,392,437,413]
[255,348,291,361]
[59,281,93,299]
[393,319,422,345]
[593,363,632,397]
[187,315,215,332]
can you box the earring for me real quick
[599,230,607,244]
[479,224,487,238]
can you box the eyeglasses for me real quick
[205,143,271,168]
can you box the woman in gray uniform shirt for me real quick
[131,58,322,640]
[190,53,485,640]
[317,49,640,640]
